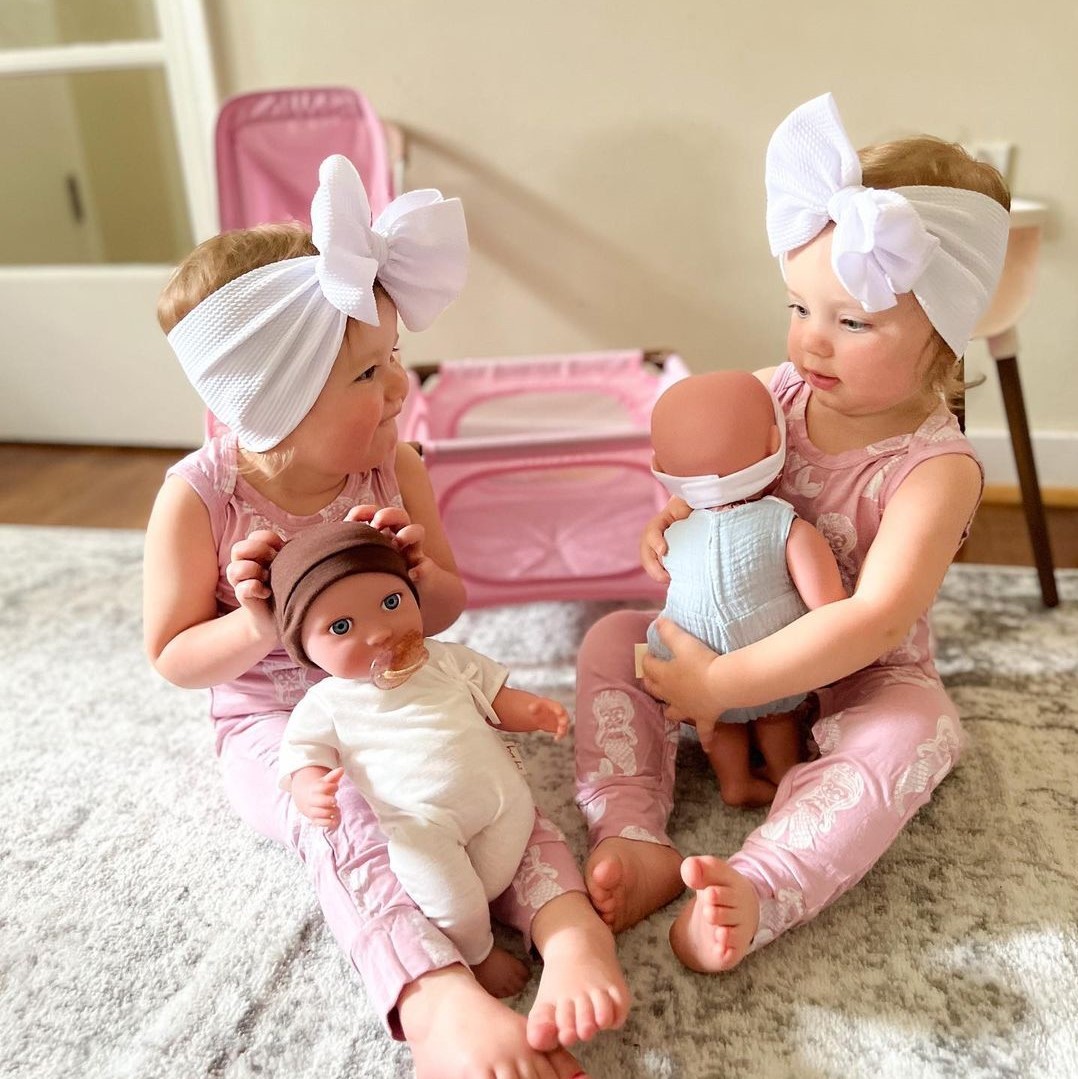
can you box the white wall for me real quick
[203,3,1073,486]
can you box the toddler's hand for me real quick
[529,698,570,740]
[226,529,284,635]
[290,766,344,829]
[346,504,433,583]
[641,497,692,584]
[640,515,670,584]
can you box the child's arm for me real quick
[785,518,848,609]
[143,476,280,688]
[640,496,692,583]
[643,454,980,730]
[491,686,569,740]
[347,442,466,635]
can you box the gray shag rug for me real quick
[2,525,1077,1079]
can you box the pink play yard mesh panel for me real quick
[215,86,395,231]
[399,351,688,607]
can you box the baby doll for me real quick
[271,520,569,998]
[646,369,846,806]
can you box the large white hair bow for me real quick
[168,155,468,451]
[765,93,1009,357]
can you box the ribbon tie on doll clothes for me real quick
[436,656,503,726]
[765,93,1010,358]
[167,154,469,451]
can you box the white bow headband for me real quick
[765,93,1010,358]
[168,155,468,451]
[652,390,787,510]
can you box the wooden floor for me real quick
[1,442,1076,570]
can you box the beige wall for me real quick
[206,0,1078,463]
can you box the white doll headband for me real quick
[167,155,468,451]
[765,93,1010,358]
[651,390,787,510]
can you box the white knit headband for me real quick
[168,155,468,451]
[765,93,1010,357]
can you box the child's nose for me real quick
[803,324,832,357]
[388,360,410,402]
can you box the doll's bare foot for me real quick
[584,837,684,933]
[471,945,530,998]
[400,965,587,1079]
[527,892,630,1050]
[669,855,759,973]
[715,775,777,808]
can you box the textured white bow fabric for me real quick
[765,93,1010,357]
[168,154,468,451]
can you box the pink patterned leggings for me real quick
[214,710,585,1036]
[573,609,965,947]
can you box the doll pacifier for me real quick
[370,630,430,689]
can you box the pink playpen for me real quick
[399,350,688,607]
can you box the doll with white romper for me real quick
[144,155,627,1079]
[572,93,1011,972]
[645,369,846,808]
[271,520,571,997]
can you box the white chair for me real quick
[968,198,1058,607]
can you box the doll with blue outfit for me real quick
[645,369,847,807]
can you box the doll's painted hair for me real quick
[858,137,1011,401]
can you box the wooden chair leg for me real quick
[995,354,1059,607]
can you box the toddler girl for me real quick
[144,154,627,1079]
[572,93,1010,971]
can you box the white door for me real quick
[0,0,217,447]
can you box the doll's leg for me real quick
[751,708,806,786]
[489,809,630,1052]
[573,609,685,932]
[705,721,777,807]
[672,673,965,972]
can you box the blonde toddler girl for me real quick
[572,93,1010,973]
[144,155,627,1079]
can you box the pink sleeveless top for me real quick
[168,433,404,719]
[770,363,983,678]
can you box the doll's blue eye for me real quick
[382,593,402,611]
[329,618,352,636]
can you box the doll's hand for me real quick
[226,529,285,635]
[528,698,570,740]
[641,618,721,737]
[346,504,433,582]
[290,766,344,829]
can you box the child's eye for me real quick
[787,303,808,318]
[329,618,353,636]
[381,592,402,611]
[355,365,377,383]
[840,317,870,332]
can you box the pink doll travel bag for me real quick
[398,350,689,608]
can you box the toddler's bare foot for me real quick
[669,855,759,973]
[401,965,587,1079]
[471,945,530,998]
[584,836,684,933]
[527,893,630,1051]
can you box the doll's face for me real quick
[301,571,423,682]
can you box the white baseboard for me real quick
[966,428,1077,489]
